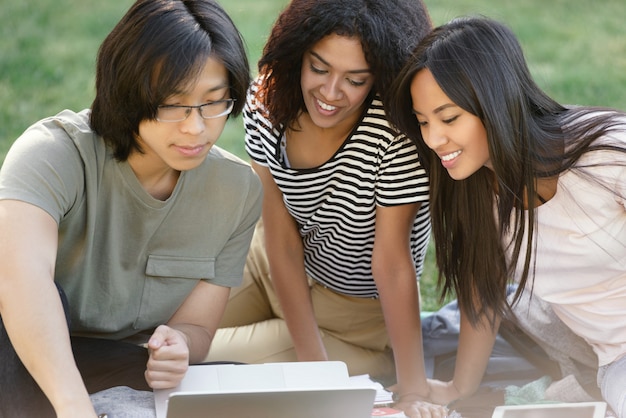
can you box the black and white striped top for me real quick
[244,83,431,298]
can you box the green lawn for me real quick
[2,0,625,311]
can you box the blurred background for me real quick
[2,0,624,309]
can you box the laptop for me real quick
[154,361,377,418]
[491,401,607,418]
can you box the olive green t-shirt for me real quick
[0,109,262,339]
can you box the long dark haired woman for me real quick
[389,16,626,416]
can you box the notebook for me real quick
[491,401,607,418]
[154,361,377,418]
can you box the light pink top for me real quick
[508,120,626,366]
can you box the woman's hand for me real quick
[426,379,463,407]
[393,391,449,418]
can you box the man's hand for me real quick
[144,325,189,389]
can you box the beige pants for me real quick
[205,221,395,381]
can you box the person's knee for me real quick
[322,335,395,382]
[207,318,294,363]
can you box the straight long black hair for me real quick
[388,16,626,324]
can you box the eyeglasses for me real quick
[156,99,236,122]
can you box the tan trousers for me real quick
[205,221,396,381]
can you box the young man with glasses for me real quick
[0,0,261,417]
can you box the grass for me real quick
[2,0,625,311]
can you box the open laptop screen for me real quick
[166,387,376,418]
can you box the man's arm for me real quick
[0,200,97,417]
[145,280,231,389]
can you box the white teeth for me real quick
[317,99,336,111]
[441,150,461,161]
